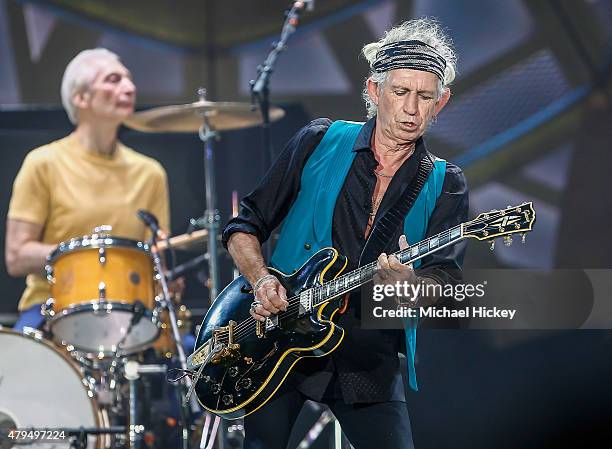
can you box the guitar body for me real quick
[193,248,348,419]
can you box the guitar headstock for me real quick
[463,202,536,248]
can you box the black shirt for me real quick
[223,117,469,403]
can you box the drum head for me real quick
[0,330,102,449]
[50,302,160,357]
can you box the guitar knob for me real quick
[229,367,239,377]
[222,394,234,405]
[211,383,221,394]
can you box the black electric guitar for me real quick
[187,202,536,419]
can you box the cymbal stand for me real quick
[196,89,226,449]
[197,88,221,301]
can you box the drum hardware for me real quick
[124,361,142,449]
[98,282,106,299]
[166,253,208,282]
[122,361,169,449]
[63,427,126,449]
[93,224,113,234]
[105,299,149,405]
[196,87,222,302]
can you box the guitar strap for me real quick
[359,152,435,266]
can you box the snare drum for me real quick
[44,233,160,356]
[0,329,109,449]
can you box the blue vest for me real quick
[271,120,446,391]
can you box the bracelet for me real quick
[253,274,277,293]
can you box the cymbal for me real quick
[157,229,208,251]
[124,100,285,133]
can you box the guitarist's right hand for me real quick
[250,275,289,322]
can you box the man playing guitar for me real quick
[222,18,468,449]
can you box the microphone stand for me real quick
[147,233,201,449]
[250,0,310,259]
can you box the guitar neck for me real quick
[311,224,464,307]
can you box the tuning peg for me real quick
[521,233,526,244]
[489,240,495,251]
[504,235,513,246]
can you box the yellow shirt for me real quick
[8,133,170,310]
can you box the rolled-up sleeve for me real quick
[222,118,332,248]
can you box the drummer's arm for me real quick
[5,218,55,277]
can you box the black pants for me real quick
[243,386,415,449]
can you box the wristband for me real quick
[253,274,277,293]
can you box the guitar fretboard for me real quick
[312,224,463,306]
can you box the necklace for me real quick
[369,196,383,217]
[374,170,393,178]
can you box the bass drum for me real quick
[0,329,109,449]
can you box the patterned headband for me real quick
[372,40,446,81]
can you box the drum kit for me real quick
[1,96,285,449]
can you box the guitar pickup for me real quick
[298,289,313,316]
[256,320,264,338]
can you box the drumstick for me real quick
[156,229,208,251]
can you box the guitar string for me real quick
[227,225,460,340]
[224,227,454,343]
[226,213,526,343]
[216,208,530,343]
[225,211,528,343]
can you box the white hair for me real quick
[361,18,457,119]
[60,48,120,124]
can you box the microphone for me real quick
[166,253,208,281]
[137,209,163,239]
